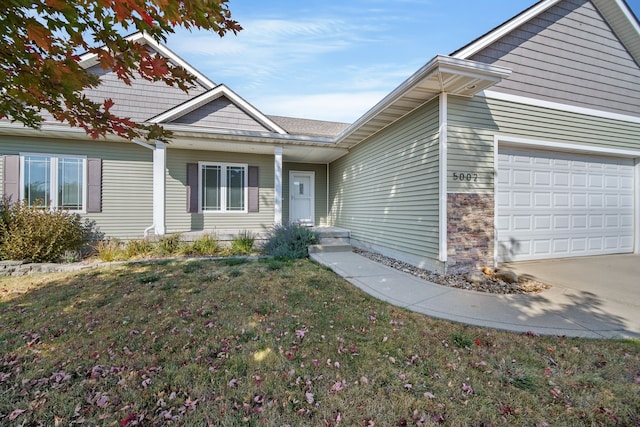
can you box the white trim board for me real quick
[481,91,640,125]
[495,135,640,158]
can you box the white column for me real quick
[153,141,166,235]
[274,146,283,226]
[438,93,448,263]
[635,158,640,254]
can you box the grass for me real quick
[0,258,638,426]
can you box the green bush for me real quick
[262,223,318,259]
[0,199,100,263]
[230,230,255,255]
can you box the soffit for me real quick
[335,55,511,149]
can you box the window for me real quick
[21,154,86,211]
[200,162,247,213]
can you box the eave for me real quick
[334,55,512,149]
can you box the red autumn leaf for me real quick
[120,413,137,426]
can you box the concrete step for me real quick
[318,236,351,245]
[312,227,350,239]
[308,244,352,254]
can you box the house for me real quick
[1,0,639,274]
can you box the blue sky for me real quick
[166,0,640,123]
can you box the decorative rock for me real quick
[351,247,550,295]
[467,271,487,284]
[495,270,519,284]
[481,266,494,276]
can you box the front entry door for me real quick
[289,171,314,225]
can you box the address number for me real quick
[452,172,478,182]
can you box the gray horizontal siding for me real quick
[329,99,440,259]
[471,0,640,117]
[170,96,269,131]
[447,95,640,193]
[283,163,328,226]
[0,136,153,239]
[85,65,208,122]
[165,149,275,234]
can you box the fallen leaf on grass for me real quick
[8,408,25,421]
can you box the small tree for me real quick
[0,0,241,142]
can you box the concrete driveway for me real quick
[503,254,640,338]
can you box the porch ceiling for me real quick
[335,55,512,149]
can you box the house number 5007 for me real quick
[452,172,478,182]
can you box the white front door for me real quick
[289,171,315,225]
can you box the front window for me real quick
[200,162,247,213]
[21,154,86,211]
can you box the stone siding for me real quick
[447,193,494,274]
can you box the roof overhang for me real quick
[335,55,511,149]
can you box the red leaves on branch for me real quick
[1,0,242,142]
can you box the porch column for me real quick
[274,146,283,226]
[153,141,166,235]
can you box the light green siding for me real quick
[283,163,328,226]
[447,95,640,193]
[0,136,153,239]
[165,149,274,233]
[329,99,440,259]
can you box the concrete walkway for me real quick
[310,251,640,339]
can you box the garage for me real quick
[496,146,635,262]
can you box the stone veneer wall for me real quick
[446,193,495,274]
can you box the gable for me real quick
[83,65,209,123]
[169,96,270,132]
[468,0,640,117]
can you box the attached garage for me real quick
[496,146,635,262]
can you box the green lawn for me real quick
[0,258,638,426]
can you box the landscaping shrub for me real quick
[230,230,255,255]
[125,238,155,259]
[0,199,100,262]
[262,223,318,259]
[96,239,127,262]
[156,234,184,256]
[185,233,220,256]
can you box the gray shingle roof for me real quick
[267,115,350,138]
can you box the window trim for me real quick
[19,153,87,213]
[198,161,248,214]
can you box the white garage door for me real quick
[496,147,634,262]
